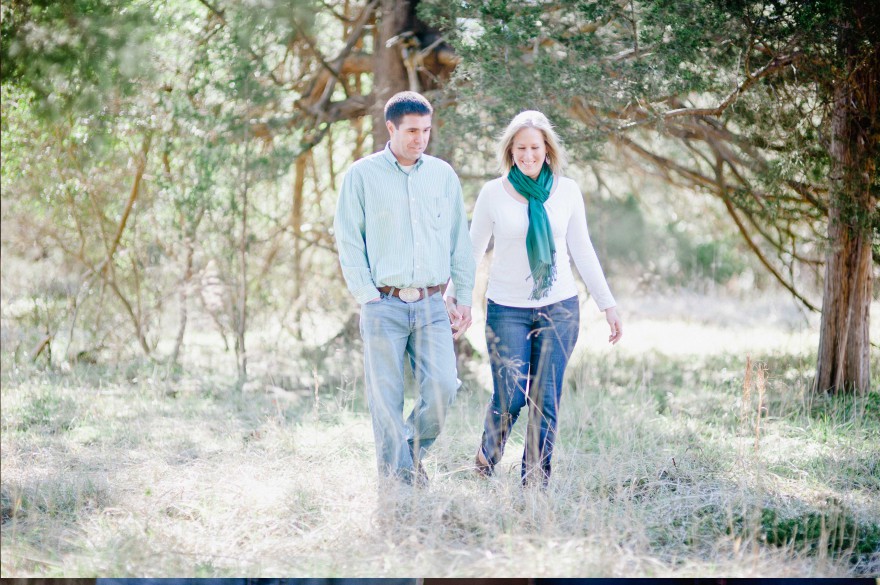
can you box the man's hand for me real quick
[454,305,473,340]
[445,297,473,340]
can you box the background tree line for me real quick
[1,0,877,393]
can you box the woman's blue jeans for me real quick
[480,296,580,485]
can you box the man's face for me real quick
[386,114,432,165]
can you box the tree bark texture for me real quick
[815,1,878,394]
[291,152,308,340]
[170,216,201,368]
[370,0,411,151]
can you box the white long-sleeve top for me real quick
[448,175,616,310]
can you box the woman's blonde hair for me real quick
[497,110,568,176]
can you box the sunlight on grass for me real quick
[2,294,878,577]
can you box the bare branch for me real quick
[100,133,152,276]
[298,0,379,113]
[721,196,819,312]
[715,155,819,312]
[197,0,226,21]
[613,134,717,190]
[318,0,357,23]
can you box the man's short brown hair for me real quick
[384,91,433,127]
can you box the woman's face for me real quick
[511,127,547,179]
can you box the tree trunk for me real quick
[291,152,308,341]
[234,145,251,387]
[170,210,202,368]
[170,234,194,368]
[236,184,249,387]
[815,2,878,394]
[370,0,412,151]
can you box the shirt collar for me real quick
[382,142,424,171]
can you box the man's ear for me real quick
[386,120,395,136]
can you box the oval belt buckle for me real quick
[398,287,421,303]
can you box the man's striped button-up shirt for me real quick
[333,143,475,306]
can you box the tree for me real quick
[1,0,458,376]
[2,0,333,375]
[815,0,878,393]
[421,0,878,393]
[369,0,457,147]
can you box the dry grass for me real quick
[1,294,879,577]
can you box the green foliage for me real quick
[807,388,880,426]
[1,0,347,369]
[421,0,870,309]
[1,474,110,522]
[676,234,746,284]
[9,389,79,433]
[0,84,36,180]
[426,0,844,160]
[595,193,648,265]
[0,0,156,117]
[757,508,880,560]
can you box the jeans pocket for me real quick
[370,291,395,304]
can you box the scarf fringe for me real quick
[529,257,557,300]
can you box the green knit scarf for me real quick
[507,162,556,300]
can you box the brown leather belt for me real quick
[378,284,444,302]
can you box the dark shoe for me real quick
[415,461,429,487]
[521,467,549,489]
[411,459,430,488]
[474,447,493,478]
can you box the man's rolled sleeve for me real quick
[447,174,475,306]
[334,169,380,304]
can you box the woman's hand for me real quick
[605,306,622,345]
[445,296,473,340]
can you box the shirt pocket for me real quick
[428,194,449,230]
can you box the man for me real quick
[334,91,475,486]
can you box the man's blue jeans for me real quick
[359,292,459,482]
[480,296,580,485]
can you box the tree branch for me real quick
[715,155,819,312]
[298,0,379,114]
[619,52,806,127]
[196,0,284,87]
[100,133,152,275]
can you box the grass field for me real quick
[1,292,878,577]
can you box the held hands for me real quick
[605,306,623,345]
[445,297,473,340]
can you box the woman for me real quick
[447,110,622,487]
